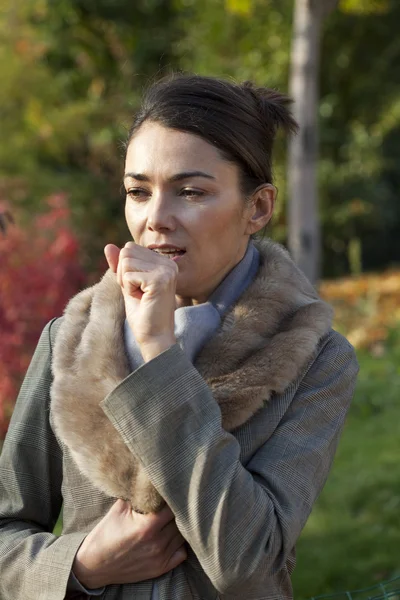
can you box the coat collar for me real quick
[51,239,333,513]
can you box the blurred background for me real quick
[1,0,400,598]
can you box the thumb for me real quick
[104,244,120,273]
[110,498,132,519]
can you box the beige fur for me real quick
[51,239,333,513]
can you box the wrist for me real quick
[72,543,103,589]
[139,336,177,362]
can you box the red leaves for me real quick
[0,194,85,438]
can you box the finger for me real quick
[117,249,125,289]
[120,244,178,269]
[119,258,177,294]
[119,256,155,276]
[122,268,178,300]
[104,244,120,273]
[158,519,182,543]
[161,527,186,557]
[165,531,186,558]
[163,544,187,573]
[121,270,151,299]
[130,504,174,533]
[120,242,154,263]
[117,242,142,288]
[112,498,131,515]
[123,241,157,257]
[118,251,157,291]
[147,505,175,530]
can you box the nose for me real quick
[146,191,176,232]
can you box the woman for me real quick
[0,74,359,600]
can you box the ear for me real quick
[244,184,276,235]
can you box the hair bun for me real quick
[242,81,298,136]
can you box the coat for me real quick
[0,239,359,600]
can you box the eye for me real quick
[126,188,150,200]
[180,188,205,198]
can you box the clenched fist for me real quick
[104,242,178,361]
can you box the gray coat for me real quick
[0,240,359,600]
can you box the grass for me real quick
[53,512,62,537]
[292,327,400,599]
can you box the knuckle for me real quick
[138,519,157,541]
[120,246,134,259]
[137,526,152,543]
[160,273,171,285]
[169,265,179,279]
[122,273,133,289]
[121,256,133,269]
[175,547,187,563]
[157,268,176,284]
[152,541,165,557]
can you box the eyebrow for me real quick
[123,171,216,183]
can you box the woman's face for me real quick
[124,121,259,306]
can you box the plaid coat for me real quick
[0,241,359,600]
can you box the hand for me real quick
[104,242,177,360]
[72,499,187,589]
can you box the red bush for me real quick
[0,194,85,438]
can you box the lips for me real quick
[152,249,185,254]
[153,251,185,262]
[147,244,186,252]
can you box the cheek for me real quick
[200,204,243,243]
[125,203,142,236]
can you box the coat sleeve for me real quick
[101,330,359,597]
[0,319,88,600]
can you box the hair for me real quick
[126,73,298,199]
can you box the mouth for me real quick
[170,253,185,263]
[148,246,186,261]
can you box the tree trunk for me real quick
[287,0,326,284]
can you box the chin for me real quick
[175,282,190,297]
[175,280,198,301]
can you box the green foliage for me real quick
[0,0,179,271]
[2,0,400,278]
[340,0,390,15]
[175,0,291,94]
[175,0,400,276]
[173,0,292,242]
[319,0,400,275]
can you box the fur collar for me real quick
[51,239,333,513]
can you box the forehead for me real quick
[125,121,236,180]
